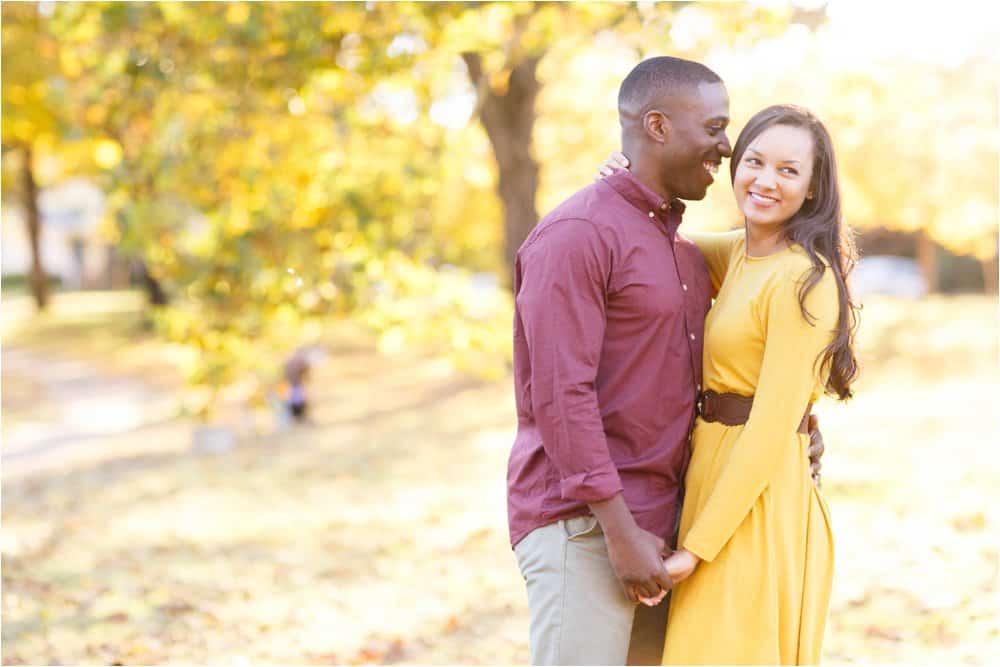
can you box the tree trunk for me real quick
[982,253,998,294]
[136,259,169,305]
[916,230,938,293]
[462,52,542,282]
[22,145,49,311]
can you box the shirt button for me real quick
[660,203,669,211]
[689,333,696,341]
[697,384,702,391]
[648,211,655,218]
[682,283,688,291]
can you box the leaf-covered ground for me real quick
[2,292,998,664]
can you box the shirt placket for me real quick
[649,206,702,489]
[650,206,703,397]
[672,230,703,396]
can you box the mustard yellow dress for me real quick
[662,230,836,665]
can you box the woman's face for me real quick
[733,123,815,229]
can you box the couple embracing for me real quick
[507,56,859,665]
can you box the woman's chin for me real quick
[743,212,788,229]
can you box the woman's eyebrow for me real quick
[746,148,801,164]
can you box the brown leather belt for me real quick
[697,390,812,434]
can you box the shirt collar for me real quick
[602,170,686,224]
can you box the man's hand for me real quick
[637,582,669,607]
[589,494,671,603]
[636,548,703,606]
[807,414,824,488]
[604,524,673,604]
[636,554,672,607]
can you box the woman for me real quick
[603,104,859,663]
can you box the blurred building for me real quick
[1,178,128,289]
[857,227,991,294]
[851,256,927,301]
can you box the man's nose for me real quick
[719,134,733,158]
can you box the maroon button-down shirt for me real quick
[507,170,713,548]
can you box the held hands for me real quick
[595,151,630,179]
[604,524,673,606]
[636,548,702,607]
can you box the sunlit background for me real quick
[2,1,998,664]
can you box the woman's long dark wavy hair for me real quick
[730,104,860,400]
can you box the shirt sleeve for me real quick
[684,229,744,294]
[682,263,838,562]
[514,219,623,503]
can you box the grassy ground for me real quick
[2,291,998,664]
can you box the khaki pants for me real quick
[515,516,669,666]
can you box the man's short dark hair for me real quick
[618,56,722,111]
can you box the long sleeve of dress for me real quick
[684,230,744,294]
[682,264,839,562]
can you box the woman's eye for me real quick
[782,167,799,175]
[745,157,760,165]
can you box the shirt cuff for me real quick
[559,461,624,503]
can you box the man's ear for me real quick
[643,110,671,144]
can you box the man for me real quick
[507,57,823,665]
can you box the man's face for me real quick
[658,81,732,201]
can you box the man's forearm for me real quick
[589,492,639,540]
[589,492,672,603]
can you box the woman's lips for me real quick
[748,191,779,207]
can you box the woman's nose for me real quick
[755,169,777,189]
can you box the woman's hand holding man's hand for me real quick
[664,548,700,584]
[636,548,701,607]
